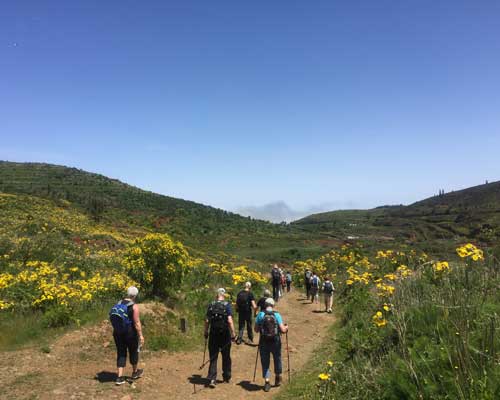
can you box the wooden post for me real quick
[180,318,187,333]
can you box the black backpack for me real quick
[261,311,278,340]
[236,290,250,312]
[209,301,228,333]
[324,281,334,294]
[272,268,281,283]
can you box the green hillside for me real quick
[0,161,325,261]
[293,181,500,254]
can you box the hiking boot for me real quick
[209,380,217,388]
[248,337,254,344]
[223,377,231,383]
[275,374,282,387]
[115,376,126,386]
[236,337,242,345]
[132,369,144,380]
[264,380,271,392]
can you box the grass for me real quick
[0,303,109,351]
[276,322,339,400]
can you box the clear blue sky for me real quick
[2,1,500,216]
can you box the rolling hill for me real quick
[0,161,326,261]
[293,181,500,252]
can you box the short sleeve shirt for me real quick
[256,310,283,326]
[256,297,267,311]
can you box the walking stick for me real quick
[285,330,291,382]
[253,335,260,382]
[198,340,232,370]
[202,336,207,367]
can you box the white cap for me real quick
[265,298,275,307]
[217,288,226,296]
[127,286,139,298]
[245,282,251,289]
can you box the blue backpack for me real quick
[109,300,134,334]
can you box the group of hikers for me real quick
[108,263,334,392]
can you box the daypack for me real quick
[261,311,278,340]
[236,290,250,312]
[286,273,292,283]
[324,281,334,294]
[209,301,229,333]
[109,300,134,334]
[311,276,319,288]
[305,271,312,281]
[272,268,281,282]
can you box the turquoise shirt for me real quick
[255,310,284,326]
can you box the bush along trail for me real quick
[0,289,332,400]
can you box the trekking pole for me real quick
[198,340,232,370]
[253,335,261,382]
[285,330,291,382]
[202,336,207,368]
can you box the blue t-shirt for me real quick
[255,310,283,326]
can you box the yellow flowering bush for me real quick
[123,233,192,297]
[456,243,484,261]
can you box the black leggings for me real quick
[113,332,139,368]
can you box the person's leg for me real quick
[260,342,271,379]
[207,336,219,381]
[246,312,253,342]
[272,339,283,381]
[237,311,245,342]
[127,334,139,373]
[328,295,333,312]
[221,334,232,382]
[114,333,127,377]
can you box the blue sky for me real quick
[1,1,500,219]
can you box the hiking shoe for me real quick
[115,376,126,386]
[132,369,144,380]
[223,377,231,383]
[248,337,254,344]
[209,380,217,388]
[264,380,271,392]
[275,375,282,387]
[236,337,242,345]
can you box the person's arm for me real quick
[204,319,209,338]
[251,300,257,311]
[279,323,288,334]
[132,304,144,346]
[227,316,236,339]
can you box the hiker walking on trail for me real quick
[280,269,286,296]
[254,298,288,392]
[285,271,292,292]
[109,286,144,385]
[236,282,257,344]
[204,288,237,388]
[271,264,281,302]
[256,289,272,313]
[310,272,321,304]
[304,268,312,298]
[322,276,335,313]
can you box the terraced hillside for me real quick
[0,161,326,261]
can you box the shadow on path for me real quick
[94,371,117,383]
[237,380,262,392]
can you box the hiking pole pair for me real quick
[202,336,207,368]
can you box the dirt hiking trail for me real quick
[1,290,334,400]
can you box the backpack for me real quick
[236,290,250,312]
[109,300,134,335]
[324,281,334,294]
[209,301,229,333]
[261,311,278,340]
[305,271,312,281]
[272,268,281,283]
[311,276,319,288]
[286,273,292,282]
